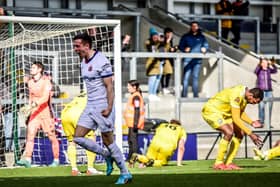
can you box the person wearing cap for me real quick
[145,27,162,101]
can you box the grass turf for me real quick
[0,159,280,187]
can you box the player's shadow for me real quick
[240,165,268,169]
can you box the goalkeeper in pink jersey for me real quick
[17,61,59,168]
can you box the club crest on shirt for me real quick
[217,118,223,124]
[234,97,240,103]
[88,66,93,72]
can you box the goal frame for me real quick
[0,16,123,152]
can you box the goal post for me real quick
[0,16,123,165]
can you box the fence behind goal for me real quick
[0,16,122,167]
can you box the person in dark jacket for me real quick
[254,57,278,126]
[231,0,249,46]
[179,21,209,98]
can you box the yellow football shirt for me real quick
[153,123,187,151]
[204,85,247,118]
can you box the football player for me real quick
[61,93,102,175]
[129,119,186,167]
[253,139,280,160]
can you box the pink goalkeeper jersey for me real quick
[28,76,52,118]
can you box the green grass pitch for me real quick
[0,159,280,187]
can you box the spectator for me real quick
[121,34,131,72]
[145,27,162,101]
[179,21,209,98]
[231,0,249,46]
[254,57,277,127]
[129,119,186,167]
[122,34,131,52]
[161,27,175,95]
[124,80,145,168]
[0,7,7,27]
[215,0,233,41]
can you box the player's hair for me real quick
[32,61,44,74]
[128,79,142,95]
[191,21,199,26]
[164,27,173,34]
[249,88,264,100]
[170,119,182,126]
[73,32,93,49]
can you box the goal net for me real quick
[0,16,122,167]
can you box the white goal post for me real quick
[0,16,123,156]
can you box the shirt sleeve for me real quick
[231,107,252,135]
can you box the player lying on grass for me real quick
[61,93,102,176]
[129,119,186,167]
[202,85,264,170]
[253,139,280,160]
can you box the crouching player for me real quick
[129,119,186,167]
[61,93,102,175]
[253,139,280,160]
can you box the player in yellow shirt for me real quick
[253,139,280,160]
[129,119,186,167]
[61,93,102,176]
[202,85,264,170]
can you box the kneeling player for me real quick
[129,119,186,167]
[61,93,102,175]
[253,139,280,160]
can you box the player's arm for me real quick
[241,112,263,128]
[177,138,185,166]
[102,76,114,117]
[133,96,140,131]
[231,107,252,135]
[177,128,187,166]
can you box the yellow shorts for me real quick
[202,107,233,129]
[146,140,174,166]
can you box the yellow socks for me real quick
[225,137,241,165]
[215,138,229,165]
[86,150,96,169]
[67,143,77,169]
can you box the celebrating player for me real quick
[17,61,59,168]
[253,139,280,160]
[61,93,102,176]
[129,119,186,167]
[202,85,263,170]
[72,33,132,184]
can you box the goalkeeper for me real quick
[61,93,102,176]
[17,61,59,168]
[253,139,280,160]
[129,119,186,167]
